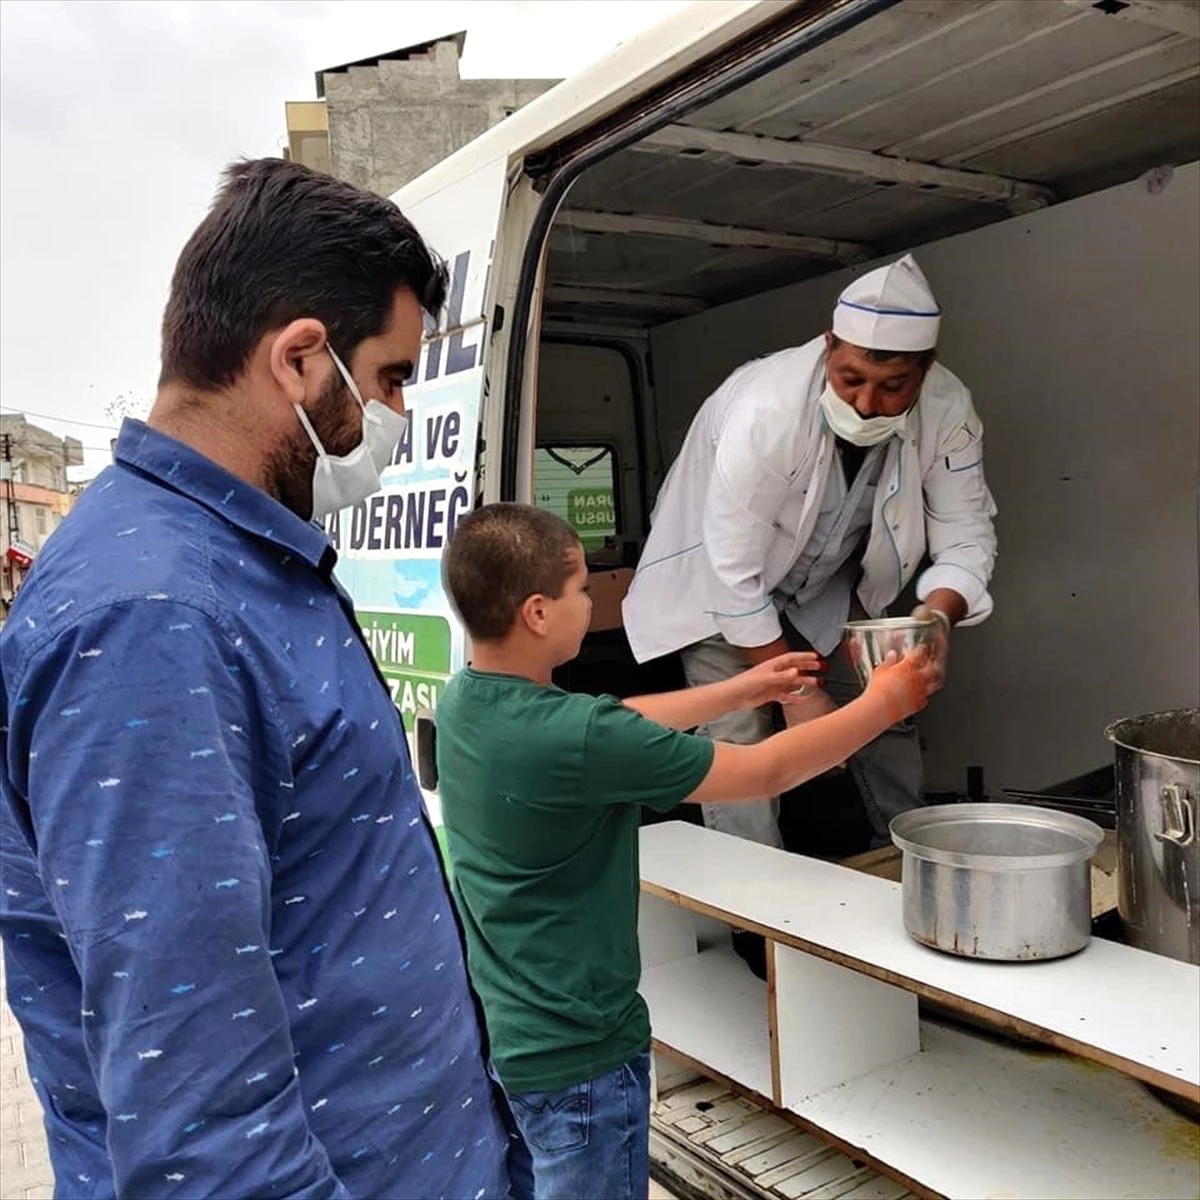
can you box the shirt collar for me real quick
[114,419,335,572]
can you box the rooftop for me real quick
[316,31,468,97]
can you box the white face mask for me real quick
[819,382,908,448]
[294,347,408,520]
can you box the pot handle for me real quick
[1156,785,1194,847]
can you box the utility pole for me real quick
[1,433,17,548]
[1,431,18,606]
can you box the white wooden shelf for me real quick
[646,1000,1199,1199]
[790,1019,1195,1200]
[640,821,1200,1099]
[638,821,1200,1199]
[641,944,772,1099]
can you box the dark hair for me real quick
[444,504,581,641]
[159,157,447,390]
[828,334,935,371]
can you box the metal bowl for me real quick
[843,616,937,686]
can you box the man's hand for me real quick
[742,637,792,667]
[912,602,952,687]
[734,652,824,711]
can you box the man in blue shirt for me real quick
[0,159,525,1199]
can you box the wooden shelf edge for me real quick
[642,880,1200,1103]
[765,940,782,1108]
[650,1040,944,1200]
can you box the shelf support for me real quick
[771,942,920,1106]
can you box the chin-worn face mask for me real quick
[819,382,908,447]
[294,347,408,520]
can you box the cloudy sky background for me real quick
[0,0,688,475]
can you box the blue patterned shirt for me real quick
[0,421,514,1199]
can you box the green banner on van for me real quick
[358,610,452,731]
[567,487,616,550]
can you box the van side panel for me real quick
[331,156,510,821]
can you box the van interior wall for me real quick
[647,162,1200,794]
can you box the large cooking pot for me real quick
[1105,709,1199,966]
[890,803,1104,960]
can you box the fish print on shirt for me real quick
[0,421,511,1200]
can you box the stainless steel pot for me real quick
[1105,709,1199,965]
[890,803,1104,961]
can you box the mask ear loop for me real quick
[327,346,367,413]
[294,402,328,459]
[292,345,365,459]
[326,344,389,438]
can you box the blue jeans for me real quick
[506,1052,652,1200]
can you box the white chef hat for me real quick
[832,254,941,351]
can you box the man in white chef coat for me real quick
[623,255,997,851]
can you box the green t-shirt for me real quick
[436,668,715,1094]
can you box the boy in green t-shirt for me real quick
[437,503,937,1200]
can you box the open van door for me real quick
[327,155,511,826]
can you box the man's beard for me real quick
[266,371,364,521]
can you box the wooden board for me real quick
[641,945,774,1100]
[586,568,633,632]
[649,1041,934,1200]
[645,986,1200,1200]
[640,822,1200,1099]
[651,1107,917,1200]
[795,1020,1199,1200]
[771,941,920,1107]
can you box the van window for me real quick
[534,444,618,552]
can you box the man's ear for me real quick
[519,593,548,637]
[268,318,330,407]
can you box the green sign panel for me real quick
[566,487,616,550]
[358,610,452,731]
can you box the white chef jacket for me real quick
[776,442,886,655]
[622,338,998,664]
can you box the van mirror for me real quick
[414,708,438,792]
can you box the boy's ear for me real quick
[519,592,549,637]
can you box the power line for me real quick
[0,407,121,431]
[3,434,114,455]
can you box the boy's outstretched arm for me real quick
[623,652,822,731]
[685,650,940,805]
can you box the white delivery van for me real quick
[328,1,1200,1195]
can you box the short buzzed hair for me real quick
[444,504,581,641]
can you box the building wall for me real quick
[1,417,82,604]
[322,39,557,198]
[649,162,1200,795]
[3,489,63,542]
[285,101,331,175]
[2,492,63,603]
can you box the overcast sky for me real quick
[0,0,688,475]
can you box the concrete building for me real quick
[285,32,558,198]
[1,414,83,605]
[284,100,331,176]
